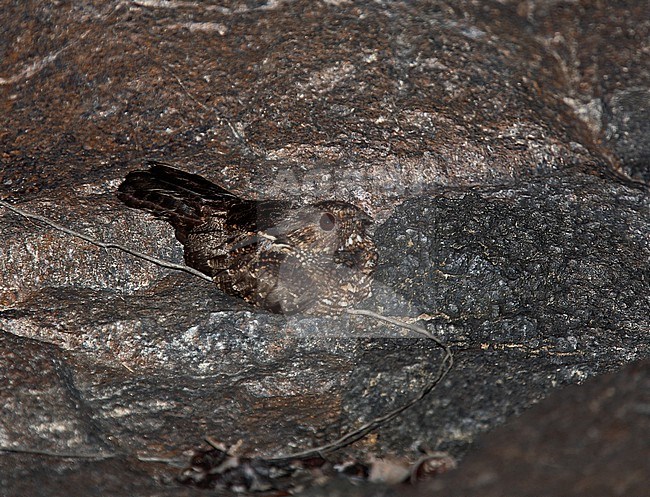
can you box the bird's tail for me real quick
[117,161,240,239]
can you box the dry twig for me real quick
[0,200,213,283]
[267,308,453,461]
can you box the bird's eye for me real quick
[319,212,336,231]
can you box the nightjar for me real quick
[117,162,377,315]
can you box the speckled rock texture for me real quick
[1,0,648,496]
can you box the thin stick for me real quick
[346,308,448,346]
[267,309,453,461]
[0,200,213,283]
[136,455,187,466]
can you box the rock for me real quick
[605,88,650,182]
[505,0,650,182]
[0,0,624,219]
[0,0,648,496]
[414,359,650,497]
[2,172,647,495]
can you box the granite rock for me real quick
[1,0,648,495]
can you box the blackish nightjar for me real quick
[118,162,377,315]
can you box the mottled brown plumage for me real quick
[117,162,377,315]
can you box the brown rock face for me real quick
[1,1,648,496]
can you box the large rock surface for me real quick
[1,0,648,495]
